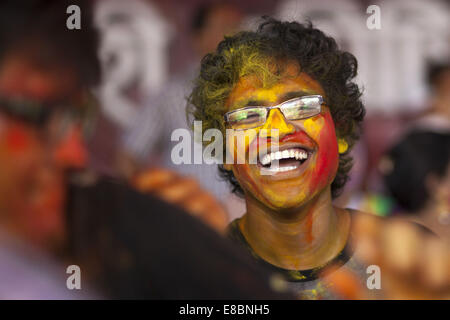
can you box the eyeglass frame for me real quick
[223,94,324,130]
[0,90,98,141]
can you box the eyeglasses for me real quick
[224,95,323,130]
[0,91,98,142]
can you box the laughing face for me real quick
[224,61,340,210]
[0,51,87,247]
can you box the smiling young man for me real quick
[187,18,368,299]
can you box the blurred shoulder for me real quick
[343,208,436,237]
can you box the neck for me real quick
[240,186,350,270]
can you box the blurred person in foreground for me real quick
[0,0,288,299]
[120,2,244,219]
[187,18,450,299]
[381,131,450,242]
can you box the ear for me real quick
[338,138,348,154]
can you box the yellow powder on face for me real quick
[259,109,295,138]
[226,129,258,164]
[258,187,306,208]
[303,117,324,139]
[260,188,287,207]
[255,90,278,103]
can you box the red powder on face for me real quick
[5,125,32,154]
[280,130,315,148]
[53,126,88,169]
[307,112,339,195]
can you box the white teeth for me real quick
[260,165,299,174]
[274,166,297,172]
[294,150,307,160]
[261,154,271,165]
[260,148,309,166]
[270,153,276,161]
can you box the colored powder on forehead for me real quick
[253,84,293,103]
[235,52,305,92]
[255,90,278,103]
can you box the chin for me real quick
[251,188,313,211]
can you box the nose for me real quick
[53,125,88,169]
[259,108,295,139]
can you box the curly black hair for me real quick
[187,18,365,198]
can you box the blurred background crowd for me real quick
[0,0,448,299]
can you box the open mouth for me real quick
[257,146,312,175]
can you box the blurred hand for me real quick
[132,168,229,233]
[328,213,450,299]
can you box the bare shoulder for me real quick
[340,208,437,238]
[335,207,382,227]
